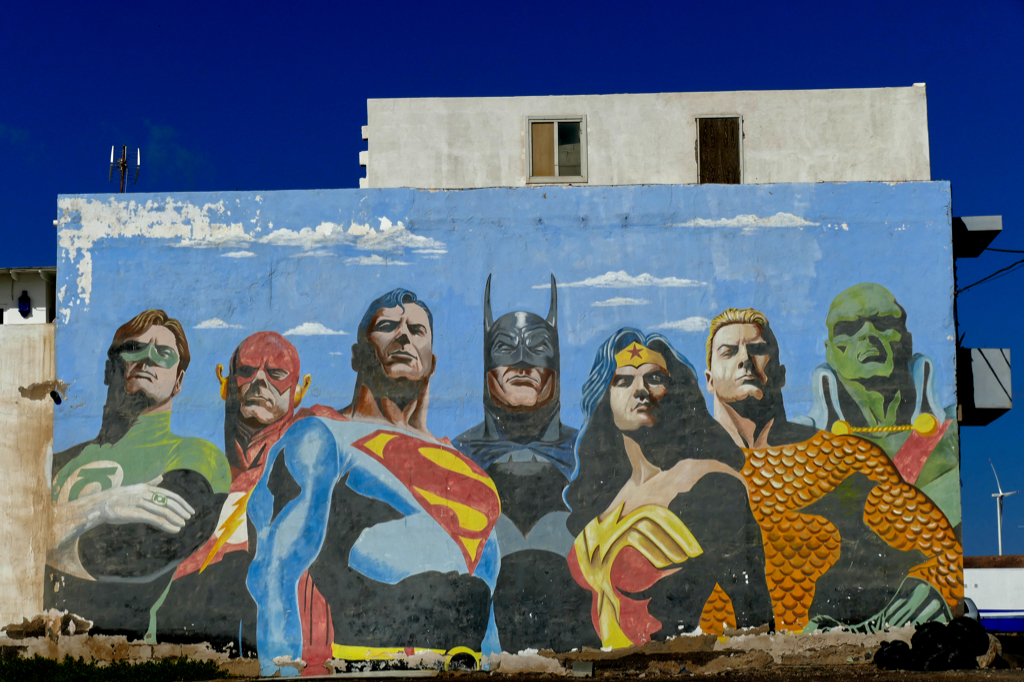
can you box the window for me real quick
[527,116,587,183]
[697,116,741,184]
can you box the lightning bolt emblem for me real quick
[199,488,254,573]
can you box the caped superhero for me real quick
[248,289,501,676]
[798,283,959,526]
[454,275,590,653]
[159,332,312,654]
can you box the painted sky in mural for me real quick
[50,183,960,672]
[55,183,955,454]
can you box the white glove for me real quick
[92,475,195,533]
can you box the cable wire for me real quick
[957,256,1024,294]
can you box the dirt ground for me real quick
[433,669,1024,682]
[182,660,1024,682]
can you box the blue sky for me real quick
[7,0,1024,555]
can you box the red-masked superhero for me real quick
[161,333,312,656]
[174,332,310,576]
[224,332,310,481]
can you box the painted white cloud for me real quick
[195,318,243,329]
[653,317,711,332]
[56,198,445,319]
[291,249,336,258]
[259,222,347,248]
[344,254,410,266]
[592,297,651,307]
[534,271,706,289]
[222,251,256,258]
[259,217,445,254]
[678,212,816,228]
[354,217,445,253]
[413,248,448,254]
[284,322,349,336]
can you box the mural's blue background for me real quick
[54,183,954,464]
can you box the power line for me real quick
[957,256,1024,293]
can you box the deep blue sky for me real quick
[4,0,1023,555]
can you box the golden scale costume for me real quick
[700,419,962,634]
[570,342,963,643]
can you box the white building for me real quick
[360,85,931,189]
[0,267,55,325]
[965,556,1024,630]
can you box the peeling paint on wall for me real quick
[56,195,432,321]
[49,183,959,675]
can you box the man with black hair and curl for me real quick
[248,289,501,676]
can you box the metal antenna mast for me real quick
[109,145,141,193]
[990,459,1019,556]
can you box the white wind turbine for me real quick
[990,459,1019,556]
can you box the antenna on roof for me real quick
[109,145,141,193]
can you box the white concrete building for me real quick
[0,267,55,325]
[361,85,931,189]
[965,556,1024,630]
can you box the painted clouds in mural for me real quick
[51,183,961,675]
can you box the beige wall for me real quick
[0,324,55,625]
[364,86,930,189]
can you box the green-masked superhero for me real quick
[799,283,960,527]
[47,310,230,644]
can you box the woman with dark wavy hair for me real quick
[565,328,771,647]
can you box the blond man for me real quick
[704,308,961,633]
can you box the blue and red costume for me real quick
[247,406,502,676]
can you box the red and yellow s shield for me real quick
[352,431,501,574]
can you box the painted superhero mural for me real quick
[48,310,230,642]
[565,329,772,646]
[799,283,961,528]
[454,276,590,652]
[52,183,961,675]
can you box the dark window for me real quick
[557,122,582,177]
[697,117,741,184]
[528,117,587,182]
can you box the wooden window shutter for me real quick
[698,118,740,184]
[531,122,555,177]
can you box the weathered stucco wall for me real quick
[365,86,931,188]
[47,183,959,676]
[0,324,55,625]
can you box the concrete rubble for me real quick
[0,612,1009,677]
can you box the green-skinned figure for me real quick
[800,283,960,528]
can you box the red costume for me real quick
[175,332,303,576]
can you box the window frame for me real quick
[526,115,588,184]
[695,114,743,184]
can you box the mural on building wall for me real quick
[51,183,962,675]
